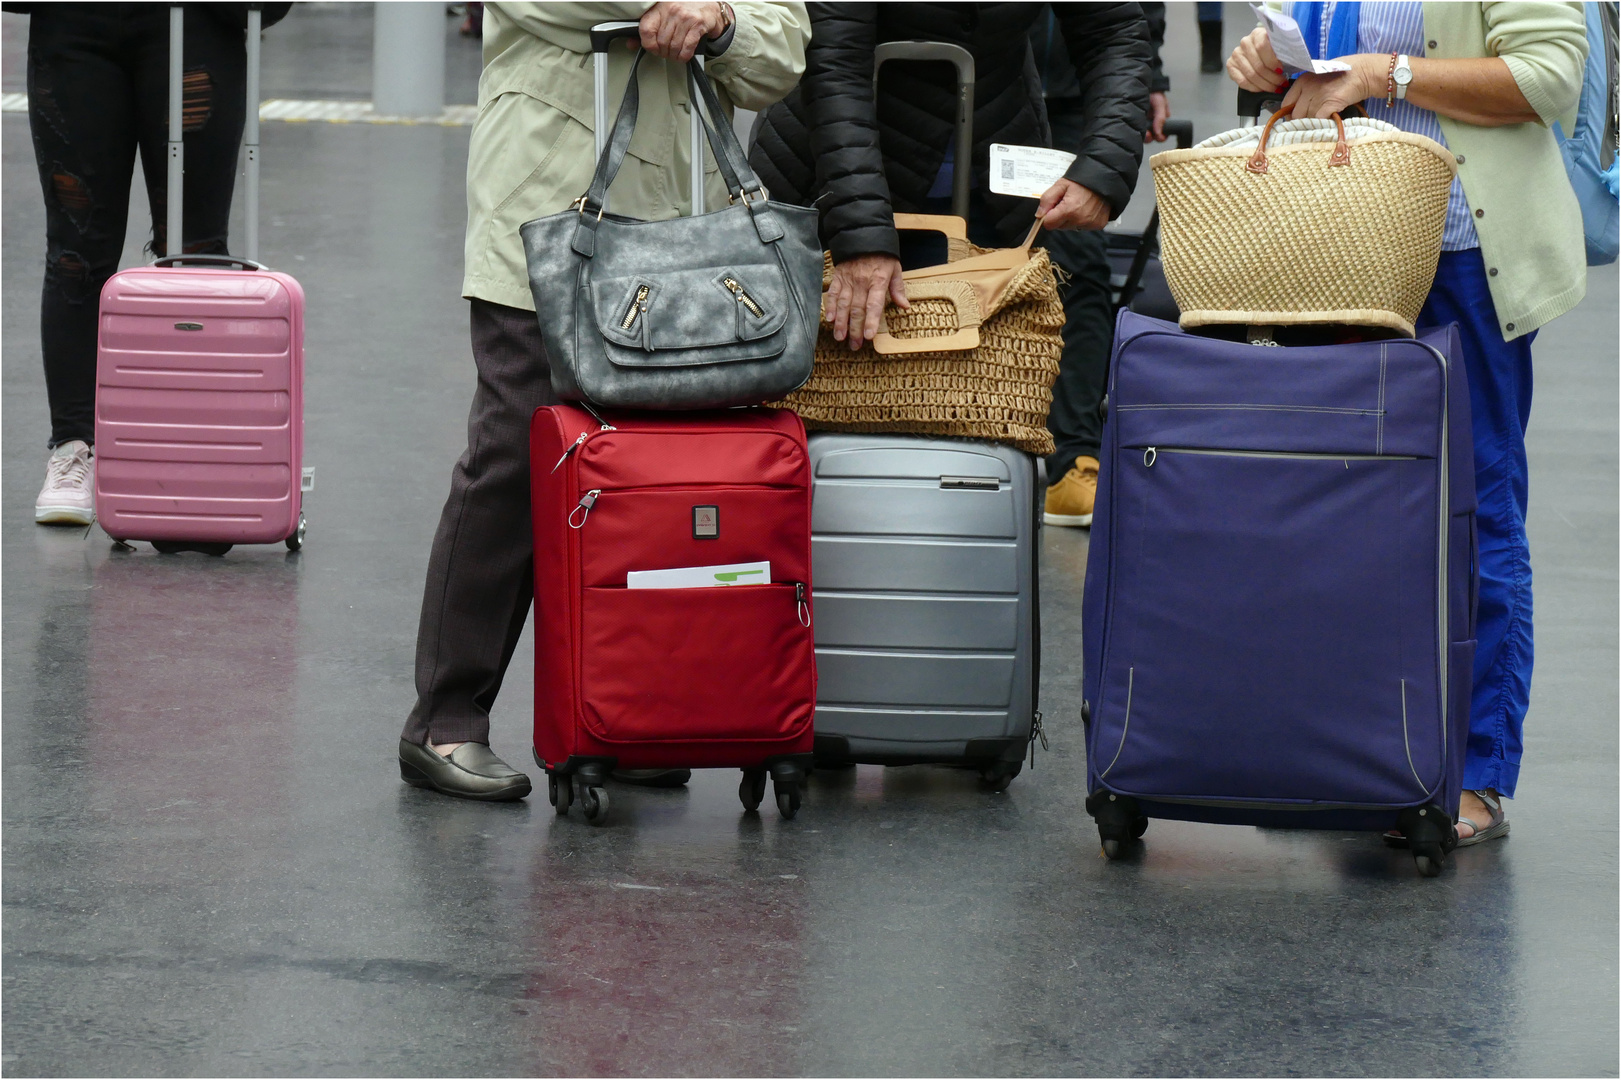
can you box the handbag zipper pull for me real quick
[621,284,649,330]
[551,431,590,473]
[1144,447,1157,468]
[723,276,765,318]
[568,489,601,529]
[795,582,810,627]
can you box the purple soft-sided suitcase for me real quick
[1082,312,1477,877]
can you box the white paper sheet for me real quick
[626,561,771,589]
[1249,3,1353,76]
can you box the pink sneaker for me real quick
[35,441,95,526]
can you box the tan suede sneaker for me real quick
[1044,455,1099,527]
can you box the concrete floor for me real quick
[3,5,1617,1076]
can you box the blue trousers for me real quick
[1417,249,1534,797]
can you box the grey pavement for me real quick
[2,4,1617,1076]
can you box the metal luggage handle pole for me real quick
[873,41,975,221]
[167,6,184,257]
[244,3,262,262]
[590,21,705,216]
[167,5,264,264]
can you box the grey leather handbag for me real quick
[519,55,822,410]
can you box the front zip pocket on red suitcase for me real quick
[578,583,815,745]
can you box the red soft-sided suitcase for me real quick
[530,403,817,824]
[94,6,308,555]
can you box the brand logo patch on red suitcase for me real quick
[692,505,719,539]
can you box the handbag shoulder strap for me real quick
[574,53,784,255]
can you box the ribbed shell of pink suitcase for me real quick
[95,266,305,544]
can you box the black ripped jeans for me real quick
[26,4,245,448]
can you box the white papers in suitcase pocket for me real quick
[626,561,770,589]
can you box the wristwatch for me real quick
[1393,54,1414,100]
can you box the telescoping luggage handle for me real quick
[874,41,974,221]
[589,21,706,215]
[1115,118,1194,313]
[157,4,265,269]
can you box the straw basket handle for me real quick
[872,279,982,355]
[1245,103,1352,175]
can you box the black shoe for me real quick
[610,768,693,788]
[399,738,532,801]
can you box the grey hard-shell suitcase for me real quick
[807,433,1044,790]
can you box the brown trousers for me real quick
[401,299,557,746]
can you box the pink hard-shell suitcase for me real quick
[95,7,308,555]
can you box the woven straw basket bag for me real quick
[1151,106,1457,336]
[772,214,1065,456]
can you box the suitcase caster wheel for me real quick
[579,785,609,824]
[1398,804,1452,878]
[1087,791,1147,857]
[286,513,306,551]
[547,773,558,806]
[739,769,767,812]
[774,782,801,820]
[552,774,573,816]
[980,764,1020,793]
[152,540,232,556]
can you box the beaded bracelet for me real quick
[1385,51,1399,108]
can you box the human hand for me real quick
[825,253,909,351]
[638,2,727,61]
[1227,26,1287,93]
[1144,91,1170,142]
[1035,178,1109,231]
[1281,53,1384,117]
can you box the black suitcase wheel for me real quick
[739,769,767,812]
[1397,804,1454,878]
[774,781,801,820]
[286,513,306,551]
[152,540,233,556]
[980,763,1021,793]
[552,773,573,816]
[1087,791,1147,858]
[579,784,609,824]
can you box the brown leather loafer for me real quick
[399,739,532,801]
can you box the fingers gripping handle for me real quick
[870,280,982,355]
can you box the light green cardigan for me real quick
[1424,2,1588,339]
[1267,2,1589,339]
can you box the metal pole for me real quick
[244,5,261,262]
[372,2,445,118]
[168,6,184,257]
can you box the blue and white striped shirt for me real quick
[1285,1,1480,250]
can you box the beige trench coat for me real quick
[463,2,811,311]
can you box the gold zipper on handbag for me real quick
[722,277,765,318]
[621,284,650,330]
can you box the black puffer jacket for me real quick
[747,3,1150,262]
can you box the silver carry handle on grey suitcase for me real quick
[589,21,706,214]
[162,4,265,266]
